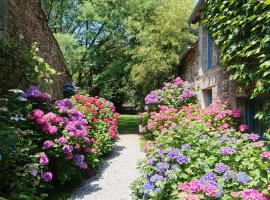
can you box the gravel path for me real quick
[70,134,144,200]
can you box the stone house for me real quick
[0,0,71,98]
[181,0,269,135]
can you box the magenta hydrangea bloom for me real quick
[260,151,270,160]
[241,189,267,200]
[239,124,249,132]
[32,109,45,119]
[43,140,54,149]
[202,185,217,197]
[41,171,53,182]
[39,152,49,166]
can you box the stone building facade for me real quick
[181,0,268,134]
[0,0,71,98]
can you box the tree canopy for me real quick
[41,0,195,110]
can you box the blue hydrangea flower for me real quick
[236,172,250,184]
[143,181,155,194]
[223,170,236,181]
[200,172,217,186]
[150,174,164,183]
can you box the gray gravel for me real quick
[70,134,144,200]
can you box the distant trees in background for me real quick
[41,0,196,110]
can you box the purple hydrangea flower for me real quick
[156,162,169,174]
[150,174,164,183]
[148,158,156,166]
[215,163,230,174]
[247,133,260,142]
[220,147,236,155]
[179,89,196,100]
[55,99,75,112]
[39,152,49,166]
[158,149,165,156]
[176,155,189,164]
[21,86,43,100]
[62,145,73,154]
[41,171,53,182]
[236,172,250,184]
[167,148,180,160]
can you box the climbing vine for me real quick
[203,0,270,98]
[203,0,270,137]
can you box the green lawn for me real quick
[118,114,139,134]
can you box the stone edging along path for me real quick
[70,134,144,200]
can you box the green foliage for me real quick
[203,0,270,136]
[126,0,196,99]
[204,0,270,97]
[41,0,196,109]
[0,91,46,199]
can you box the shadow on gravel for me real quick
[70,144,126,199]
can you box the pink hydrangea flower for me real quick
[43,140,54,149]
[32,109,44,119]
[239,124,249,132]
[241,189,267,200]
[185,194,200,200]
[260,151,270,160]
[202,185,217,197]
[178,183,190,192]
[231,109,241,118]
[39,152,49,166]
[58,136,68,144]
[143,143,152,153]
[188,180,202,193]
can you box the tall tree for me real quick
[41,0,196,109]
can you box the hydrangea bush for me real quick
[144,77,197,111]
[0,86,119,199]
[132,85,270,199]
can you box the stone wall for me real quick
[181,42,239,109]
[0,0,71,99]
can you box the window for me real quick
[246,98,270,136]
[201,26,213,71]
[0,0,7,41]
[203,89,212,107]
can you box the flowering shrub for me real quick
[72,94,119,154]
[132,95,270,199]
[0,86,119,199]
[144,77,197,111]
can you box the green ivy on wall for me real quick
[203,0,270,98]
